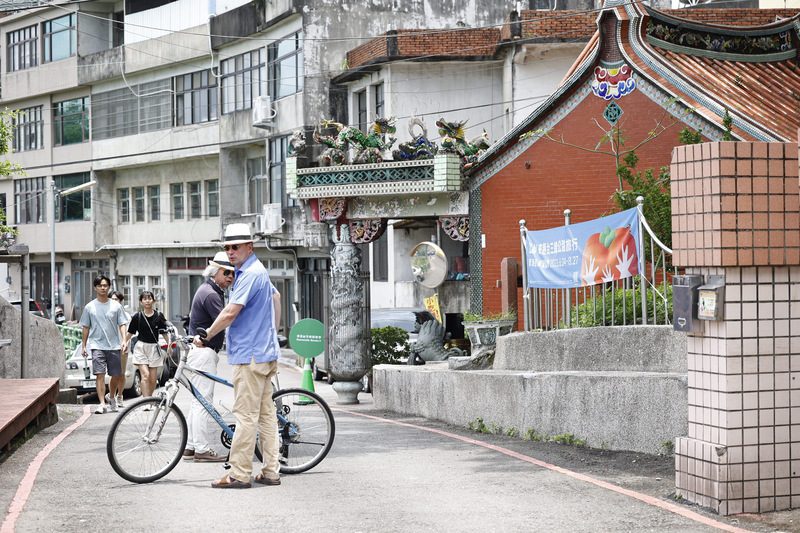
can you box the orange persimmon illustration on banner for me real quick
[525,208,641,289]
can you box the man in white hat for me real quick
[195,223,282,488]
[183,251,236,462]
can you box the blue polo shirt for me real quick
[227,252,280,365]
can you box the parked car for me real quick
[310,307,435,383]
[64,325,185,397]
[9,299,50,319]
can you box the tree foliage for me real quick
[0,110,20,245]
[611,151,672,250]
[370,326,409,366]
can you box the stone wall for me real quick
[0,298,65,383]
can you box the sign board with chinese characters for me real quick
[525,208,641,289]
[289,318,325,359]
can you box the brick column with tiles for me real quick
[671,141,800,515]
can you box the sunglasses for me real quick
[223,244,241,251]
[222,270,234,277]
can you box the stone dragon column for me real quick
[327,223,368,403]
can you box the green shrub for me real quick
[370,326,409,366]
[570,282,672,327]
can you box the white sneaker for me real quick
[94,404,107,414]
[116,396,124,408]
[105,394,118,412]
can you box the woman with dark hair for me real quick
[123,290,167,397]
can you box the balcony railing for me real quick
[288,153,462,199]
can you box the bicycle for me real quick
[106,327,335,483]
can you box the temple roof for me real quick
[470,4,800,179]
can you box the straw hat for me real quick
[222,223,254,245]
[209,251,234,271]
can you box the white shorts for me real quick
[132,341,164,368]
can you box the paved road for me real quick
[0,357,784,532]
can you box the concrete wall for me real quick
[0,298,65,383]
[374,325,688,454]
[496,325,687,373]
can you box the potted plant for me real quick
[462,311,516,350]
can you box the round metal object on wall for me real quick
[409,241,448,289]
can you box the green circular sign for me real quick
[289,318,325,359]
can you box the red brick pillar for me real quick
[672,141,800,515]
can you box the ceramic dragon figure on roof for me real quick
[435,117,491,167]
[313,117,397,166]
[392,117,438,161]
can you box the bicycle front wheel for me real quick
[107,397,187,483]
[274,388,335,474]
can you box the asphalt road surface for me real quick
[0,356,795,532]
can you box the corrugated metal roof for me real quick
[651,49,800,142]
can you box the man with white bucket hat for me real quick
[183,250,235,463]
[194,223,282,488]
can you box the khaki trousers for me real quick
[228,359,280,482]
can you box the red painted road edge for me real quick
[1,405,91,533]
[335,407,750,533]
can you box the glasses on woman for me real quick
[223,244,240,251]
[222,270,234,277]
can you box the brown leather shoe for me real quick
[194,450,227,463]
[211,475,251,489]
[182,448,195,459]
[254,473,281,486]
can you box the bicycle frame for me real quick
[160,330,285,443]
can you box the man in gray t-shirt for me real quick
[80,275,128,414]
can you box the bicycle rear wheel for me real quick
[107,397,187,483]
[274,388,335,474]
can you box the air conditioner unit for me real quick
[252,96,275,129]
[258,203,284,234]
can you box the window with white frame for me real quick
[148,185,160,221]
[92,81,172,140]
[269,136,296,208]
[116,275,131,305]
[118,188,129,223]
[139,79,173,132]
[247,157,267,214]
[374,83,385,118]
[43,13,77,63]
[54,97,89,146]
[268,32,303,100]
[356,90,367,132]
[135,275,146,296]
[206,179,219,217]
[221,49,265,114]
[176,70,218,125]
[7,25,37,72]
[188,181,202,219]
[12,106,43,152]
[13,177,46,224]
[54,173,91,221]
[171,183,184,220]
[92,88,138,140]
[133,186,145,222]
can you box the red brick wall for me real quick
[395,28,499,57]
[347,28,500,69]
[479,90,689,316]
[518,10,596,40]
[347,37,389,70]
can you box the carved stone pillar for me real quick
[328,223,369,404]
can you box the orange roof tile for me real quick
[651,49,800,142]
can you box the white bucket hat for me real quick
[209,251,234,271]
[222,223,254,245]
